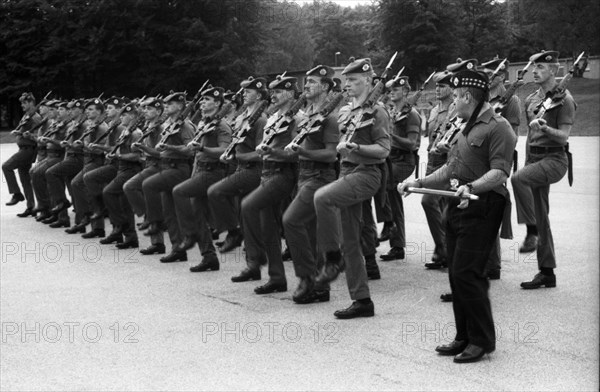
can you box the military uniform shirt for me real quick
[339,104,391,165]
[299,105,339,162]
[391,107,420,151]
[195,118,232,162]
[262,113,298,162]
[160,118,195,159]
[525,88,575,148]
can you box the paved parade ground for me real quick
[0,137,598,391]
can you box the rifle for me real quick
[108,113,146,157]
[156,90,202,146]
[221,99,269,161]
[186,79,211,120]
[60,115,89,146]
[492,61,531,115]
[73,113,108,146]
[394,70,436,123]
[340,51,398,146]
[533,51,585,118]
[11,90,53,134]
[286,91,345,151]
[259,92,308,151]
[188,99,236,148]
[434,115,465,152]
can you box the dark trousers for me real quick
[142,162,191,249]
[207,165,262,233]
[387,158,415,248]
[46,154,84,223]
[314,164,382,300]
[446,191,505,350]
[173,166,226,256]
[511,152,568,269]
[83,163,118,230]
[123,164,163,245]
[242,166,296,283]
[360,198,379,258]
[2,146,36,206]
[421,193,447,258]
[31,155,63,210]
[104,164,142,241]
[283,168,336,280]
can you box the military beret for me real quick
[19,92,35,102]
[202,85,225,100]
[121,102,138,115]
[268,74,298,90]
[306,65,335,78]
[106,96,127,108]
[39,98,53,106]
[71,99,86,109]
[529,50,559,64]
[85,98,105,110]
[164,92,187,103]
[450,70,489,91]
[57,101,69,109]
[481,57,509,72]
[142,97,164,111]
[385,76,411,90]
[44,99,60,108]
[223,90,236,101]
[342,57,373,75]
[446,58,479,73]
[433,70,453,85]
[332,78,343,92]
[240,76,267,90]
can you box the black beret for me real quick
[342,57,373,75]
[433,70,453,85]
[164,92,187,103]
[306,65,335,78]
[57,101,69,109]
[446,58,479,73]
[85,98,105,110]
[106,96,127,108]
[240,76,267,90]
[19,92,35,102]
[142,97,164,111]
[71,99,86,109]
[385,76,410,89]
[529,50,559,64]
[450,70,489,91]
[202,85,225,100]
[268,74,298,90]
[121,102,138,114]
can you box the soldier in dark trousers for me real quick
[124,97,167,255]
[242,74,301,295]
[102,102,144,249]
[81,97,127,240]
[400,69,516,363]
[208,77,267,277]
[282,65,339,304]
[3,92,41,211]
[27,99,58,219]
[380,76,421,262]
[314,58,391,319]
[174,86,232,272]
[142,92,195,263]
[45,100,88,227]
[512,50,576,290]
[64,99,109,235]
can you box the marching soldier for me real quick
[207,77,267,272]
[314,58,391,319]
[3,92,41,211]
[241,73,301,294]
[282,65,340,303]
[123,97,167,255]
[102,102,144,249]
[173,86,232,272]
[512,50,575,289]
[142,92,195,263]
[45,99,88,227]
[80,97,127,240]
[421,71,455,269]
[399,69,516,363]
[380,75,421,261]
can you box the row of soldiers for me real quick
[4,51,576,361]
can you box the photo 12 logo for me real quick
[2,321,140,344]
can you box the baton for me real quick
[407,187,479,200]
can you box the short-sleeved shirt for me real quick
[103,118,124,148]
[117,128,143,156]
[489,85,521,132]
[65,117,87,153]
[234,109,267,158]
[446,107,517,198]
[338,104,391,165]
[16,112,42,147]
[299,103,339,162]
[262,111,298,162]
[143,120,163,149]
[46,120,68,151]
[195,118,232,163]
[390,107,420,152]
[427,102,456,151]
[83,121,109,151]
[525,88,576,148]
[159,117,196,159]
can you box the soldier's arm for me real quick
[202,122,231,158]
[390,110,420,150]
[534,95,574,145]
[119,130,144,161]
[297,114,339,161]
[347,107,390,159]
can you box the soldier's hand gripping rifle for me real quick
[533,51,585,119]
[258,92,308,151]
[285,91,345,152]
[394,70,436,123]
[188,90,241,149]
[11,90,53,135]
[220,99,269,161]
[155,87,205,149]
[60,114,89,148]
[492,60,531,115]
[72,112,108,148]
[340,51,398,148]
[107,113,146,159]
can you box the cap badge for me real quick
[319,68,327,76]
[467,62,474,70]
[362,64,369,71]
[256,82,262,88]
[545,55,552,61]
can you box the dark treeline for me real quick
[0,0,598,119]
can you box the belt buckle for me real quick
[449,178,459,191]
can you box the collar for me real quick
[472,105,494,125]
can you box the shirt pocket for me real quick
[469,136,485,149]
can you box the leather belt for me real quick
[299,160,336,170]
[529,145,566,154]
[390,147,412,156]
[66,151,84,157]
[262,161,295,170]
[196,161,228,171]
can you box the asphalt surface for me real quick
[1,138,598,391]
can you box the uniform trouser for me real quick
[314,164,382,301]
[207,165,262,233]
[242,166,296,283]
[71,159,104,229]
[2,147,36,207]
[446,191,505,350]
[387,158,415,248]
[510,152,568,269]
[142,162,191,249]
[123,164,164,245]
[374,162,393,223]
[360,199,378,257]
[31,156,63,210]
[421,193,447,257]
[173,166,226,256]
[84,163,118,230]
[283,168,336,280]
[46,155,84,223]
[103,164,142,241]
